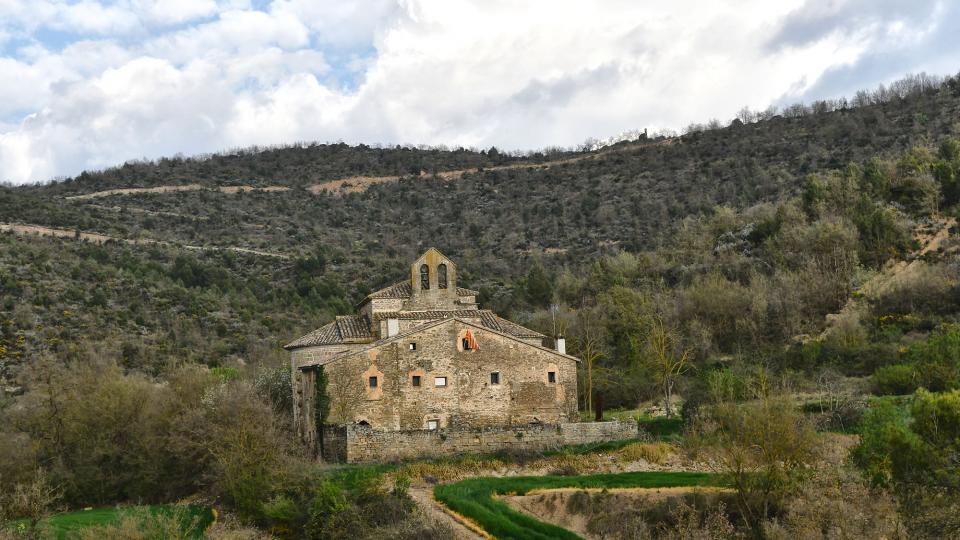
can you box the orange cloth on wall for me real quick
[465,330,479,350]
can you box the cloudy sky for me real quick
[0,0,957,184]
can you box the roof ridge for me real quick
[299,317,575,369]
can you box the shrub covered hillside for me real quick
[3,73,960,275]
[2,72,960,538]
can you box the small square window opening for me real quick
[547,371,556,383]
[369,376,378,388]
[412,375,421,387]
[409,342,417,351]
[427,419,439,430]
[435,376,447,387]
[490,372,500,385]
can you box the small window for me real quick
[438,263,448,289]
[369,376,378,388]
[427,419,439,430]
[462,338,471,350]
[409,342,417,351]
[412,375,421,387]
[435,376,447,387]
[547,372,556,384]
[490,372,500,385]
[420,264,430,290]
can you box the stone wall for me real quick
[325,420,639,463]
[320,425,348,462]
[319,318,578,433]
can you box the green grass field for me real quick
[10,505,213,539]
[434,471,720,540]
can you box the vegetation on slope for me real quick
[8,505,214,540]
[2,71,960,538]
[434,471,719,540]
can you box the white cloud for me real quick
[0,0,142,35]
[0,0,953,184]
[270,0,403,48]
[133,0,220,26]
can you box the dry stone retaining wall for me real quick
[322,420,639,463]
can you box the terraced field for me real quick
[434,471,720,539]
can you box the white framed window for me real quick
[409,342,417,351]
[435,376,447,387]
[427,419,439,430]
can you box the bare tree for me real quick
[756,105,779,121]
[325,364,367,424]
[0,469,61,530]
[646,318,691,418]
[574,308,606,416]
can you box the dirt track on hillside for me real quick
[65,184,291,200]
[62,138,677,200]
[0,223,290,259]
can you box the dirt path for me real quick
[409,486,489,540]
[62,138,677,200]
[305,152,600,194]
[65,184,291,200]
[0,223,290,259]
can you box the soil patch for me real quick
[502,486,732,539]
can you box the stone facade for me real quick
[326,420,640,463]
[285,248,591,460]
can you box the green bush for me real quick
[639,416,684,439]
[210,366,241,381]
[872,326,960,393]
[872,364,918,395]
[852,390,960,536]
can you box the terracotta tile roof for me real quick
[284,315,374,349]
[363,281,479,300]
[370,309,545,339]
[371,309,483,321]
[299,317,572,370]
[485,313,547,339]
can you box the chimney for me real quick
[554,335,566,355]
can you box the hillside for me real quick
[4,73,960,538]
[4,75,960,278]
[1,75,959,381]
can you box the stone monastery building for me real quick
[285,248,580,452]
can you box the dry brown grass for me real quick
[616,442,675,464]
[398,457,506,483]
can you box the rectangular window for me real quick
[409,342,417,351]
[427,419,439,430]
[369,376,378,388]
[547,371,556,383]
[490,372,500,385]
[412,375,421,387]
[435,376,447,387]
